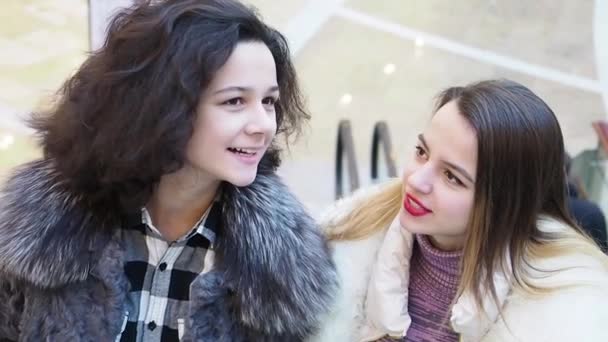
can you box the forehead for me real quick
[208,41,277,89]
[426,101,478,177]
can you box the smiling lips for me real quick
[227,146,263,165]
[403,193,432,217]
[227,147,258,155]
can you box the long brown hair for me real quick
[438,79,598,310]
[328,79,607,314]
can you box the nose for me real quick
[405,163,433,195]
[245,102,276,136]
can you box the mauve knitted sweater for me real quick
[379,234,462,342]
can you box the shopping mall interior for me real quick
[1,0,607,217]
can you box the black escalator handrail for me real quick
[371,121,397,181]
[335,120,360,199]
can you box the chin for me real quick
[225,172,258,187]
[398,209,428,235]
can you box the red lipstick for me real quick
[403,193,432,217]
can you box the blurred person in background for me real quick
[565,153,607,252]
[311,79,608,341]
[0,0,337,340]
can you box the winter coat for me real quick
[0,158,338,341]
[312,183,608,342]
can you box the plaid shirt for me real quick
[118,201,221,342]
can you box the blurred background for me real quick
[1,0,607,223]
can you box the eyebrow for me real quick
[213,85,279,95]
[418,134,475,184]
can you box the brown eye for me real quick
[444,170,463,186]
[262,97,277,106]
[415,145,427,159]
[223,98,244,105]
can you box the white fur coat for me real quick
[310,184,608,342]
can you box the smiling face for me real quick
[184,41,279,187]
[399,100,478,250]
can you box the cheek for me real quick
[185,121,225,159]
[188,122,212,148]
[267,113,278,137]
[441,190,474,226]
[269,120,278,138]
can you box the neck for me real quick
[429,233,465,252]
[147,166,220,241]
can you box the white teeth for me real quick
[410,199,419,209]
[229,147,256,155]
[409,198,423,210]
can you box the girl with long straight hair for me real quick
[313,79,608,341]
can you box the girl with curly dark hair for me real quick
[0,1,337,340]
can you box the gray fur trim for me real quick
[0,159,112,288]
[187,172,338,339]
[18,236,129,341]
[0,158,338,339]
[0,277,22,339]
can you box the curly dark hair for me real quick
[29,0,309,213]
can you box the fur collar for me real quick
[0,159,108,288]
[0,157,337,338]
